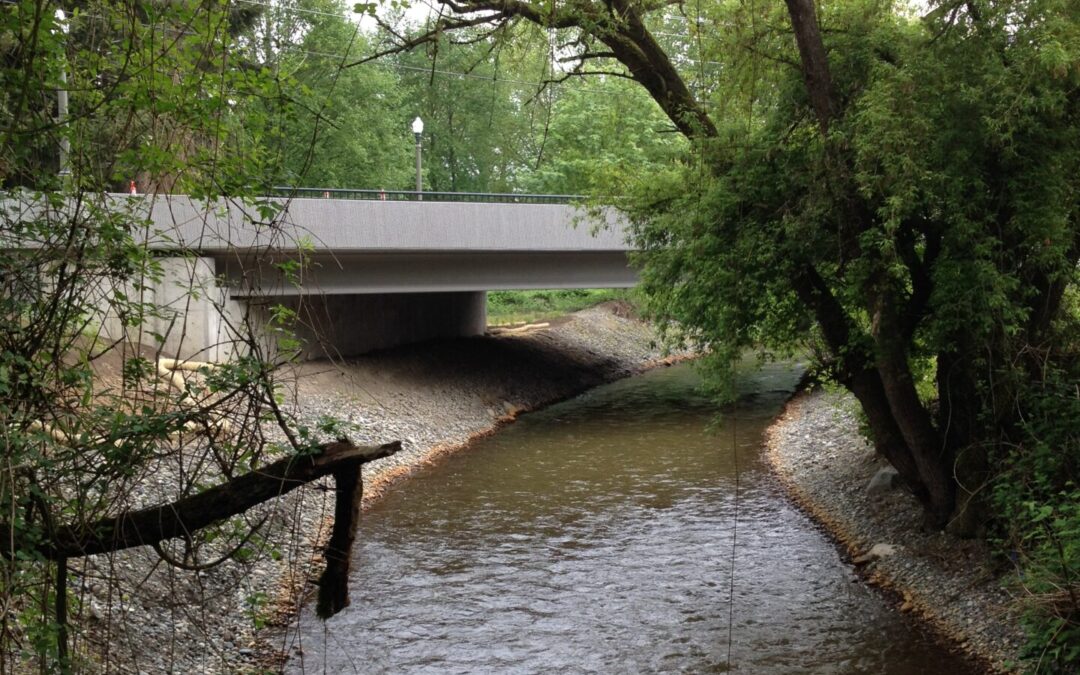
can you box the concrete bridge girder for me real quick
[219,251,638,297]
[154,197,629,254]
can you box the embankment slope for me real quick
[765,388,1026,673]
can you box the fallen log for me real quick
[4,439,400,562]
[14,438,399,626]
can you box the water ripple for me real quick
[286,363,970,674]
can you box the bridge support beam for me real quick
[251,291,488,360]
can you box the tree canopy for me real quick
[410,0,1080,526]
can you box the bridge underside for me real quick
[102,252,638,361]
[245,291,489,360]
[221,251,637,296]
[230,251,636,359]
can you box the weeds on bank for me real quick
[486,289,634,326]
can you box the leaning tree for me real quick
[372,0,1080,531]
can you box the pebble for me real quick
[765,389,1026,673]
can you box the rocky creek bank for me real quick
[765,388,1027,673]
[75,302,687,673]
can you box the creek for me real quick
[286,362,972,673]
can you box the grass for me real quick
[486,289,634,326]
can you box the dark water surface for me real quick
[286,362,972,674]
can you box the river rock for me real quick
[853,543,900,564]
[866,466,901,495]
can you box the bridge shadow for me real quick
[306,313,641,410]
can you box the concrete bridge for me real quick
[109,191,636,360]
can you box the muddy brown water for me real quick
[285,362,973,674]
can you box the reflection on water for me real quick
[286,362,971,674]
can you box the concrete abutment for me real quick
[99,256,488,361]
[250,291,488,360]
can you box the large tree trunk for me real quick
[937,347,986,536]
[781,0,960,527]
[783,0,835,133]
[875,348,954,528]
[795,265,956,527]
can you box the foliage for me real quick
[521,77,687,195]
[245,0,416,189]
[0,0,343,669]
[991,302,1080,671]
[390,27,553,192]
[487,288,633,325]
[630,0,1080,522]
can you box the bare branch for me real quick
[559,51,619,62]
[425,0,718,139]
[345,14,509,68]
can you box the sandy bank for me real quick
[765,388,1026,673]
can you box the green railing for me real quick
[271,187,585,204]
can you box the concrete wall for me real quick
[97,256,246,362]
[249,291,488,360]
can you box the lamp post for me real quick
[55,9,71,185]
[411,116,423,201]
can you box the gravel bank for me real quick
[73,302,687,673]
[765,388,1026,673]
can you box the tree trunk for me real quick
[937,347,986,536]
[781,0,959,528]
[600,0,718,139]
[783,0,836,133]
[875,348,954,528]
[317,461,364,618]
[872,289,955,529]
[844,369,931,506]
[795,265,956,526]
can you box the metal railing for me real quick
[270,187,585,204]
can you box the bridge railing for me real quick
[270,187,585,204]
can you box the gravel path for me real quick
[72,302,687,673]
[764,388,1026,673]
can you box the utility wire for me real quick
[728,393,738,670]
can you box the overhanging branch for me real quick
[7,439,401,561]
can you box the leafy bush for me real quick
[992,364,1080,672]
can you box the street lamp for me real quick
[411,116,423,200]
[55,9,71,184]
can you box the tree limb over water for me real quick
[5,439,400,614]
